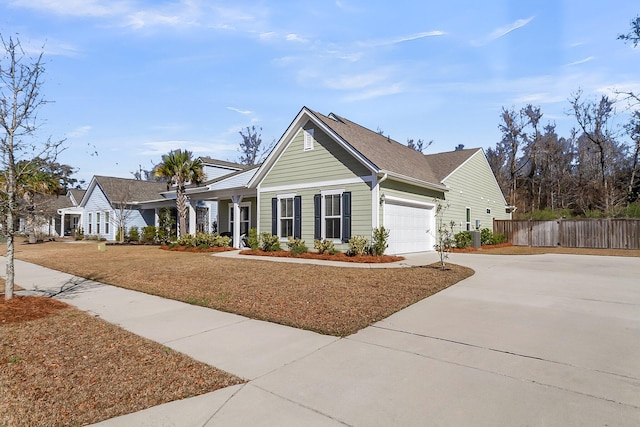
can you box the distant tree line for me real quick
[486,17,640,219]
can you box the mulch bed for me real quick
[160,245,235,253]
[0,295,244,427]
[239,249,404,263]
[451,243,513,253]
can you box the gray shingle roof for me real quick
[424,148,481,182]
[308,110,442,185]
[198,157,249,170]
[94,176,167,204]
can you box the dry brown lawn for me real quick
[6,240,473,336]
[0,295,243,427]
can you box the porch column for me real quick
[232,195,243,248]
[188,200,197,235]
[154,208,160,227]
[60,212,65,237]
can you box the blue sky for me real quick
[2,0,639,183]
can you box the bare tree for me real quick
[625,111,640,201]
[406,138,433,153]
[618,16,640,46]
[497,107,528,208]
[0,36,63,300]
[569,91,618,211]
[238,125,265,165]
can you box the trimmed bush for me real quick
[347,235,370,256]
[128,226,140,242]
[314,239,337,255]
[259,232,281,252]
[141,226,157,243]
[454,231,472,248]
[371,226,389,256]
[491,233,507,245]
[247,228,260,250]
[287,237,308,256]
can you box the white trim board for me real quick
[260,176,372,194]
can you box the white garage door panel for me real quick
[384,202,434,254]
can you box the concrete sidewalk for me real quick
[6,252,640,426]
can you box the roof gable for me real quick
[82,176,167,206]
[309,110,442,185]
[424,148,482,182]
[250,107,446,191]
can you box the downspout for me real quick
[373,173,388,229]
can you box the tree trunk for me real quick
[176,186,188,237]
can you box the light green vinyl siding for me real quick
[441,150,510,233]
[217,197,257,234]
[261,121,371,188]
[379,179,444,224]
[260,182,371,251]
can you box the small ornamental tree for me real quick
[433,199,455,270]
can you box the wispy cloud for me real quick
[227,106,253,115]
[67,125,92,138]
[139,140,235,156]
[565,56,595,67]
[343,82,405,102]
[9,0,128,17]
[473,16,535,46]
[359,30,445,48]
[324,71,389,91]
[286,33,308,43]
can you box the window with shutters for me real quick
[303,128,314,151]
[324,194,341,239]
[279,197,294,238]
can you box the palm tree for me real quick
[0,159,60,244]
[154,149,204,237]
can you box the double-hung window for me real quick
[104,211,110,234]
[96,212,101,234]
[314,190,351,243]
[88,213,92,234]
[324,194,341,239]
[279,197,294,238]
[272,195,301,239]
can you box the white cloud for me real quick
[227,107,253,115]
[67,125,92,138]
[139,140,236,156]
[9,0,128,17]
[565,56,595,67]
[259,31,277,40]
[286,33,308,43]
[324,71,388,91]
[358,30,445,48]
[474,16,535,46]
[343,82,405,102]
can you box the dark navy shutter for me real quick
[294,196,302,239]
[271,198,277,235]
[342,191,352,243]
[314,194,321,240]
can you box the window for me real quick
[465,208,471,231]
[314,191,351,242]
[88,213,92,234]
[303,128,314,151]
[325,194,341,239]
[229,203,250,236]
[104,212,110,234]
[279,197,294,238]
[96,212,101,234]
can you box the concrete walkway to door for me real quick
[6,252,640,426]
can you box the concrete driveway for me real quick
[203,253,640,426]
[91,252,640,426]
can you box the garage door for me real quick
[383,200,434,254]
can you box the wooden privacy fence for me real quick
[493,219,640,249]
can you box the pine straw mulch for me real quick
[0,294,244,427]
[7,241,473,337]
[239,249,404,263]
